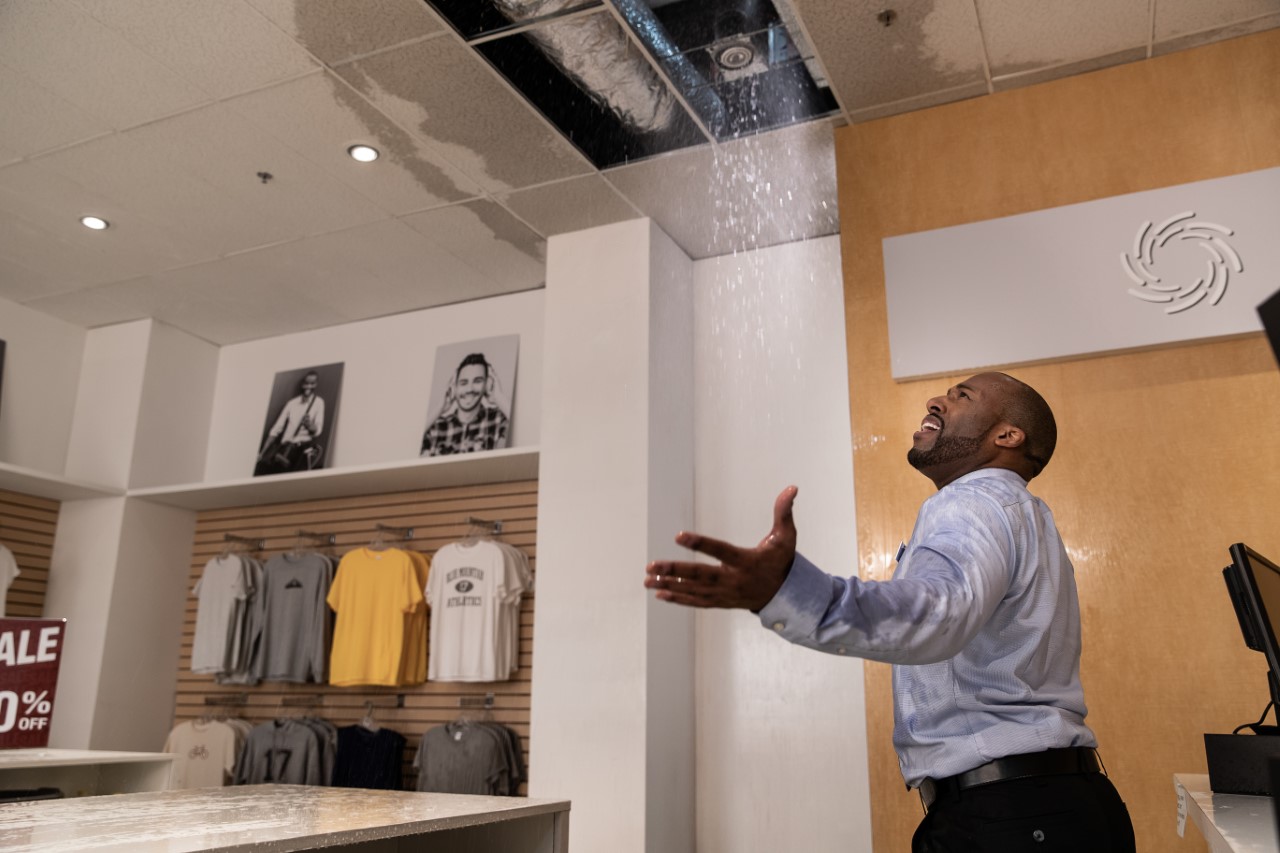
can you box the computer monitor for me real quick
[1222,543,1280,725]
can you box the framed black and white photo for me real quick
[420,335,519,457]
[253,363,344,477]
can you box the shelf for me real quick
[0,462,123,502]
[128,447,540,511]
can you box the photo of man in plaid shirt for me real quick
[420,353,510,457]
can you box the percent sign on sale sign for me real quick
[0,618,66,748]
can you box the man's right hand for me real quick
[643,486,799,612]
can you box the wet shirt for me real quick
[759,467,1096,787]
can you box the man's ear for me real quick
[993,423,1026,450]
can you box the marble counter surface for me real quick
[0,785,571,852]
[1175,773,1278,852]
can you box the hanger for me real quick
[462,516,502,545]
[359,701,380,732]
[369,523,413,552]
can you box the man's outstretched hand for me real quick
[644,486,798,611]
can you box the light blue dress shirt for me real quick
[758,467,1096,787]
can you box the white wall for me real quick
[64,320,151,488]
[531,219,695,853]
[0,295,86,474]
[130,321,219,489]
[44,497,127,748]
[205,291,544,480]
[92,498,196,750]
[691,236,872,852]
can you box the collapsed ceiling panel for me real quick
[423,0,839,167]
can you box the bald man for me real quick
[645,373,1134,852]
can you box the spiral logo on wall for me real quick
[1121,211,1243,314]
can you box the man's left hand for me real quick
[644,486,798,611]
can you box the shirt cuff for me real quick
[757,552,834,642]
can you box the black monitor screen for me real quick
[1225,544,1280,710]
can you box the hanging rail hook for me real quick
[375,523,415,541]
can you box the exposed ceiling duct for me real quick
[423,0,838,167]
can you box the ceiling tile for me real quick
[0,162,221,291]
[977,0,1149,78]
[0,65,111,159]
[246,0,447,65]
[39,261,350,345]
[399,200,546,290]
[21,275,156,329]
[604,120,839,259]
[991,47,1148,92]
[31,102,389,256]
[244,218,534,320]
[335,37,593,193]
[1154,0,1280,41]
[227,71,482,216]
[792,0,988,112]
[69,0,317,99]
[0,255,70,304]
[497,175,641,237]
[0,0,211,129]
[1153,10,1280,55]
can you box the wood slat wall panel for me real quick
[173,479,538,795]
[0,489,59,620]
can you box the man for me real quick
[421,353,509,456]
[255,370,325,476]
[644,372,1134,851]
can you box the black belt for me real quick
[917,747,1101,810]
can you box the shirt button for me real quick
[772,621,785,632]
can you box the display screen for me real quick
[1226,544,1280,709]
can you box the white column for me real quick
[691,237,872,852]
[530,219,695,853]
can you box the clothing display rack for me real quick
[175,478,537,793]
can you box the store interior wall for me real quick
[203,290,544,481]
[0,299,84,475]
[691,237,870,852]
[837,29,1280,852]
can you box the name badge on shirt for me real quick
[895,541,906,563]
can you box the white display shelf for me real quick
[0,748,173,798]
[128,447,540,511]
[0,462,122,502]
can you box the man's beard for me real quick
[907,433,984,471]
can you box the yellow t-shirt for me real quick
[327,547,423,687]
[399,551,431,685]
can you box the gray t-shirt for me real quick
[236,719,324,785]
[254,552,333,683]
[191,555,249,675]
[415,723,509,795]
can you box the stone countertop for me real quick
[0,784,571,852]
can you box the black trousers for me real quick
[912,772,1135,853]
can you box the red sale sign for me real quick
[0,618,66,748]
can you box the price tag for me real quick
[0,618,67,748]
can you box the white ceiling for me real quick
[1,0,1276,344]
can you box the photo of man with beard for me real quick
[420,352,510,457]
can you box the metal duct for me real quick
[491,0,686,134]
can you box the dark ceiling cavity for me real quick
[422,0,838,168]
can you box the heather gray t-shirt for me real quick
[255,552,332,683]
[415,723,508,795]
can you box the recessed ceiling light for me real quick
[80,215,109,230]
[347,144,379,163]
